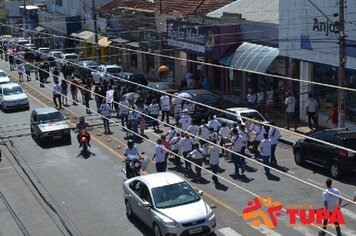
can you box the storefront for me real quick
[280,0,356,129]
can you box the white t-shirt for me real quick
[285,96,296,113]
[260,139,272,156]
[323,187,341,212]
[124,146,139,160]
[166,129,177,141]
[208,119,221,131]
[100,103,111,117]
[53,84,61,95]
[188,125,200,136]
[179,137,194,152]
[247,93,256,103]
[106,89,114,103]
[252,124,265,142]
[148,103,160,115]
[129,111,141,121]
[219,126,230,138]
[154,145,167,163]
[257,92,264,103]
[306,98,318,113]
[170,136,181,151]
[208,145,220,165]
[160,95,170,111]
[268,127,281,145]
[199,124,210,140]
[231,135,243,152]
[119,100,129,115]
[189,148,204,160]
[179,115,192,131]
[209,131,219,142]
[239,130,248,147]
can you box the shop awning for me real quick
[111,37,129,44]
[220,42,279,73]
[34,26,45,32]
[71,31,96,43]
[98,37,112,47]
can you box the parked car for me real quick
[36,47,51,60]
[0,83,29,111]
[47,50,63,66]
[24,43,36,51]
[30,107,71,144]
[0,70,10,84]
[91,64,122,84]
[123,172,216,236]
[121,72,148,87]
[293,128,356,179]
[176,89,238,122]
[56,53,79,70]
[74,60,98,78]
[147,81,178,95]
[214,107,268,128]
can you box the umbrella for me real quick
[158,65,169,73]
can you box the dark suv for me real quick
[293,129,356,179]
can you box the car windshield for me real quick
[107,68,121,73]
[0,72,7,77]
[240,111,265,122]
[37,112,63,123]
[194,94,217,103]
[53,52,62,57]
[152,181,200,209]
[3,86,23,95]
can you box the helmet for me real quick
[127,139,134,148]
[79,116,85,123]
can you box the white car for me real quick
[91,64,122,84]
[56,53,79,69]
[0,83,29,111]
[123,172,216,236]
[0,70,10,84]
[215,107,268,128]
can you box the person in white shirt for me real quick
[305,93,319,130]
[179,109,192,132]
[171,94,182,118]
[148,99,160,130]
[53,80,62,109]
[208,140,221,182]
[247,90,257,108]
[198,119,210,153]
[230,129,245,175]
[260,133,272,175]
[251,121,265,158]
[124,140,142,178]
[169,133,182,167]
[185,69,193,89]
[320,179,342,236]
[239,124,249,165]
[152,139,168,172]
[99,101,112,134]
[160,94,171,124]
[106,85,114,109]
[285,91,297,131]
[207,116,221,132]
[219,122,230,154]
[179,132,195,170]
[268,122,281,166]
[188,122,200,137]
[166,127,177,142]
[209,127,219,143]
[188,143,205,178]
[119,98,129,127]
[128,106,141,136]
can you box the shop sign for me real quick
[312,18,338,36]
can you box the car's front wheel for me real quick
[153,223,162,236]
[125,200,133,218]
[294,149,304,166]
[330,162,342,179]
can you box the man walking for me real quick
[208,140,220,182]
[268,122,281,166]
[305,93,319,130]
[24,61,31,81]
[260,133,272,175]
[99,101,111,134]
[188,143,205,179]
[160,94,170,124]
[320,178,342,236]
[285,91,297,131]
[148,99,160,130]
[119,98,129,127]
[53,80,62,109]
[230,129,245,176]
[152,138,167,172]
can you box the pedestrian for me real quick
[152,138,167,172]
[188,143,205,179]
[53,80,62,109]
[187,121,200,137]
[208,139,221,182]
[83,84,91,114]
[260,133,272,175]
[171,93,182,118]
[70,79,78,105]
[18,63,24,82]
[207,115,221,132]
[24,61,31,81]
[113,86,121,115]
[305,93,319,130]
[61,80,69,106]
[9,54,14,71]
[160,94,170,124]
[209,127,219,143]
[251,120,265,158]
[285,91,297,131]
[148,99,160,130]
[94,85,102,111]
[128,107,141,136]
[166,126,177,142]
[239,124,249,165]
[327,103,338,128]
[52,67,60,83]
[179,132,195,171]
[161,134,170,162]
[219,122,230,154]
[185,69,193,89]
[99,101,111,134]
[39,63,45,87]
[268,122,281,166]
[198,119,210,153]
[119,98,129,127]
[139,116,146,136]
[43,62,50,83]
[230,129,245,175]
[320,178,342,236]
[247,90,257,108]
[34,61,39,80]
[106,85,114,109]
[178,109,192,133]
[169,133,182,167]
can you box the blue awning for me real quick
[219,42,279,73]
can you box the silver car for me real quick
[0,70,10,84]
[123,172,216,236]
[0,83,29,111]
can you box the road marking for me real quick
[218,227,243,236]
[287,170,295,174]
[247,222,282,236]
[306,178,322,186]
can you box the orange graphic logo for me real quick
[242,197,283,228]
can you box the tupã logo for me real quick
[242,197,283,228]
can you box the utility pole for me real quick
[92,0,100,63]
[338,0,346,128]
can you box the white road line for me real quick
[288,170,295,174]
[218,227,243,236]
[306,178,323,186]
[247,222,283,236]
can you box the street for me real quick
[1,59,356,236]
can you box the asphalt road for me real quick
[1,59,356,236]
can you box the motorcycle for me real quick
[123,154,149,179]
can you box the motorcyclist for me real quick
[124,140,142,178]
[76,116,91,147]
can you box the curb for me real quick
[278,137,295,146]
